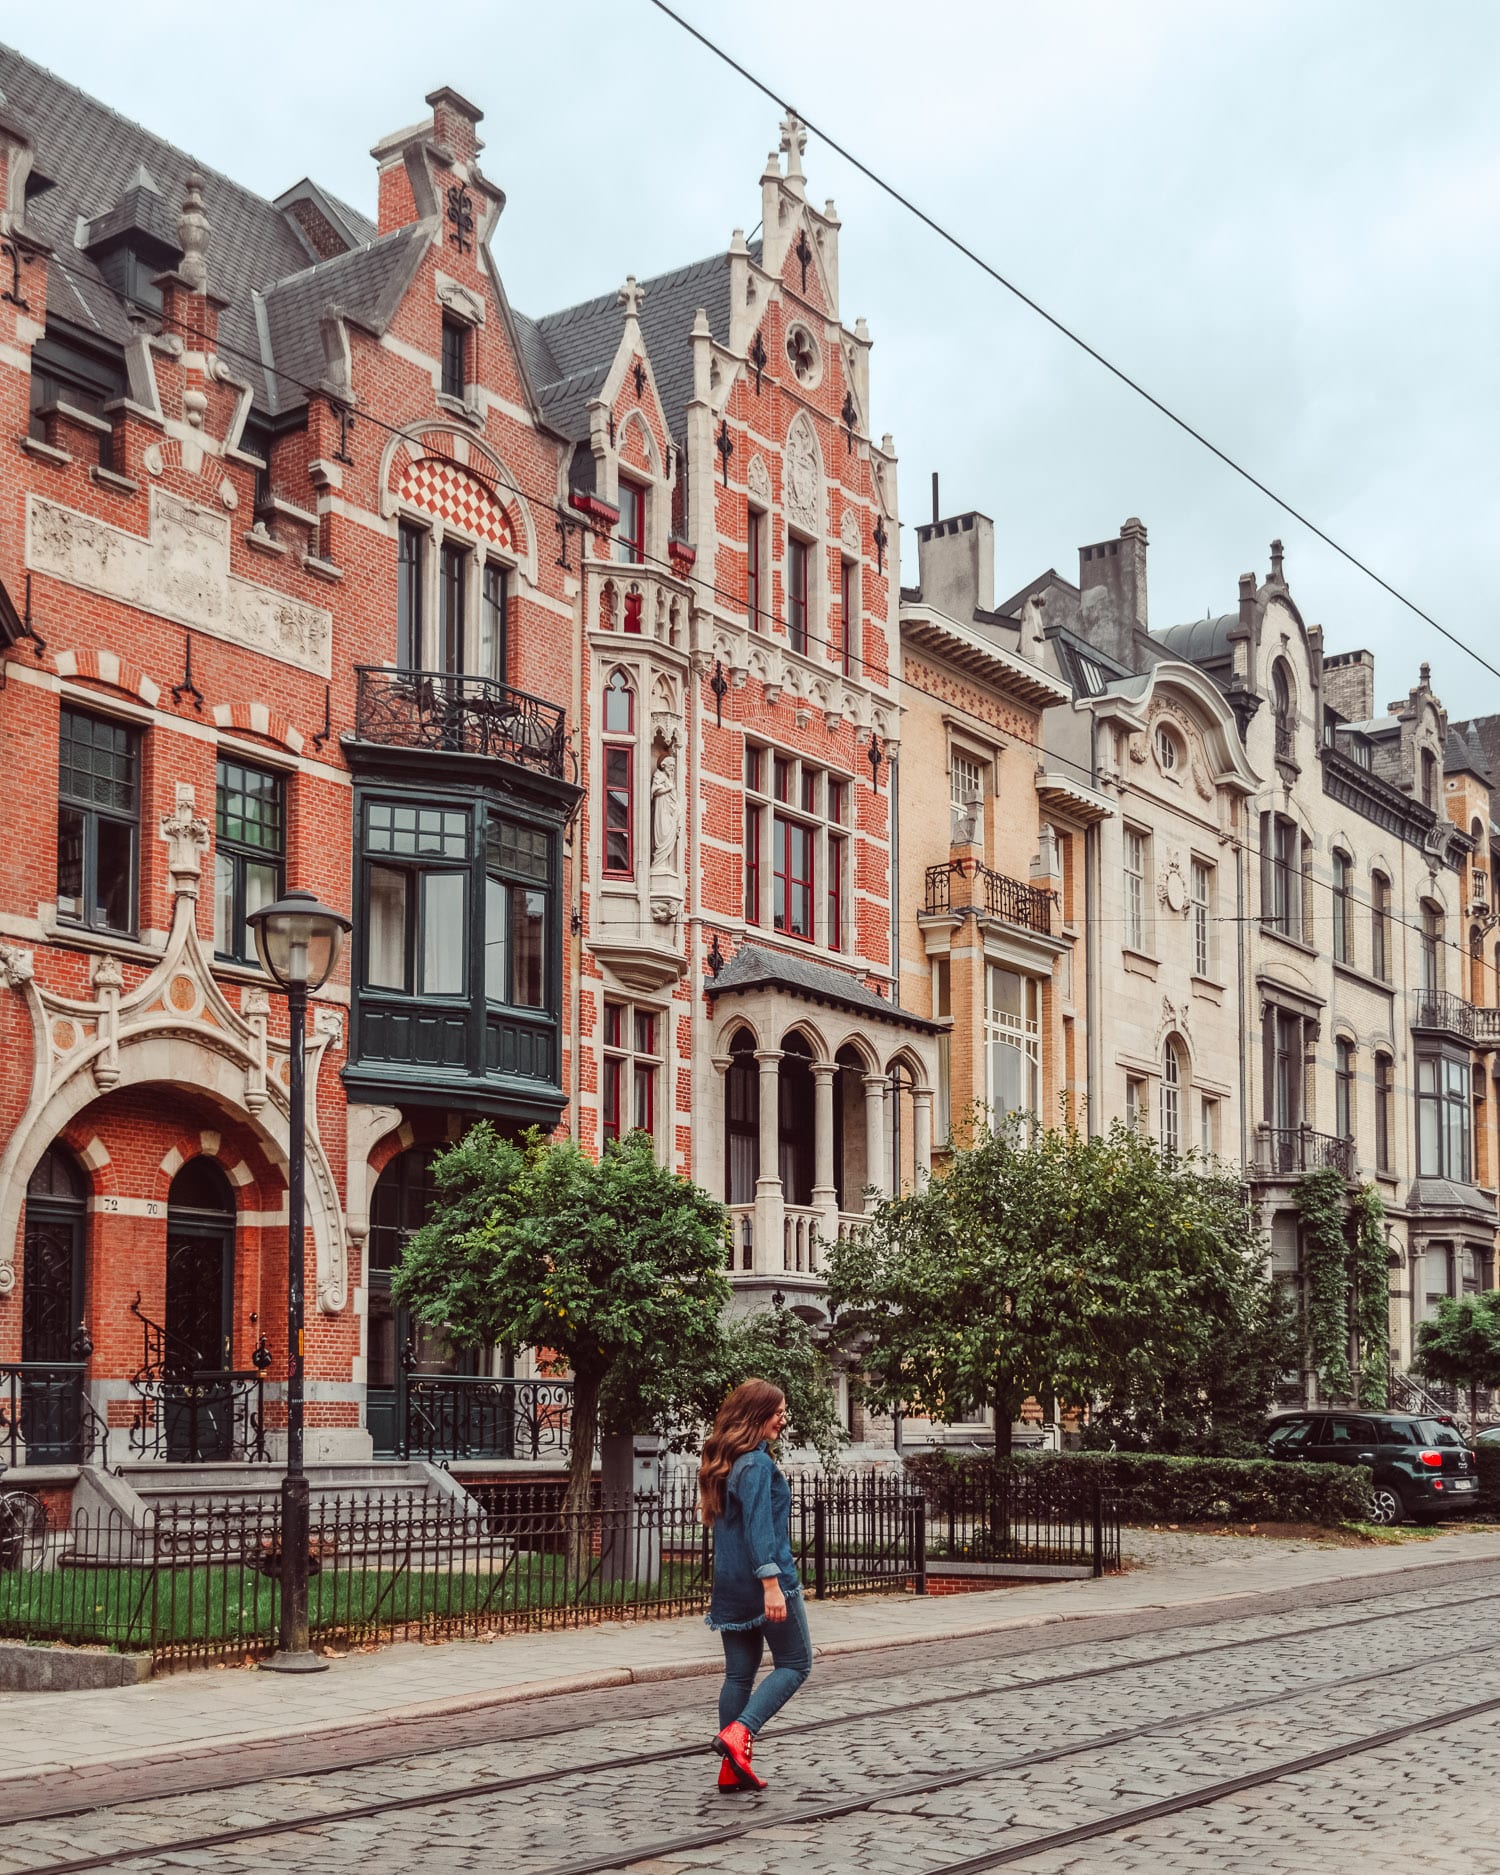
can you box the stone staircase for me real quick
[67,1460,482,1567]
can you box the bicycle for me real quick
[0,1472,49,1572]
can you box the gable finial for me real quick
[778,110,807,183]
[618,274,645,320]
[177,171,210,294]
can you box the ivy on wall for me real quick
[1293,1169,1390,1408]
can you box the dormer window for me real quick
[441,316,467,400]
[28,328,126,470]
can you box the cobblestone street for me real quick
[6,1545,1500,1875]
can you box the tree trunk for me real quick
[564,1368,601,1582]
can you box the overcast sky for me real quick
[17,2,1498,713]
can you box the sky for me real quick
[12,1,1498,711]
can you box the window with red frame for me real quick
[744,801,762,924]
[604,746,633,875]
[747,506,765,632]
[616,478,645,566]
[602,1001,660,1144]
[787,535,809,655]
[774,816,814,939]
[828,834,846,951]
[840,557,858,676]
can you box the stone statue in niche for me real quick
[651,750,681,873]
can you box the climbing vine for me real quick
[1295,1167,1352,1398]
[1349,1183,1391,1408]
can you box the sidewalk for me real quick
[5,1525,1500,1793]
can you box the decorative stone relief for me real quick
[839,508,861,559]
[27,490,332,677]
[783,416,822,534]
[160,781,210,897]
[1157,853,1189,915]
[747,454,772,505]
[0,943,33,988]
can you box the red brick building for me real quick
[0,57,932,1476]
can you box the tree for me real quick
[826,1115,1294,1452]
[391,1125,732,1534]
[1413,1292,1500,1431]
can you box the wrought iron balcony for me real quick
[924,861,1055,936]
[398,1373,572,1462]
[1259,1124,1356,1180]
[353,666,568,778]
[1412,990,1500,1045]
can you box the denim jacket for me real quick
[706,1442,801,1631]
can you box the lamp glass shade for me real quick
[247,889,351,993]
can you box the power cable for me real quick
[643,0,1500,689]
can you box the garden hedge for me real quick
[1475,1444,1500,1515]
[903,1449,1375,1526]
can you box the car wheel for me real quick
[1368,1486,1405,1527]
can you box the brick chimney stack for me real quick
[1077,517,1149,670]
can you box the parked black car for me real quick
[1264,1410,1479,1525]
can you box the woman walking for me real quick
[700,1379,812,1792]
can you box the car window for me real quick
[1476,1427,1500,1447]
[1415,1420,1464,1449]
[1327,1417,1377,1446]
[1267,1418,1316,1452]
[1378,1420,1423,1445]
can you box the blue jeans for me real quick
[718,1591,812,1735]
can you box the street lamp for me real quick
[247,887,350,1673]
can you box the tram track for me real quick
[13,1588,1500,1875]
[10,1571,1500,1832]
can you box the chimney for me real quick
[1077,517,1149,668]
[915,509,994,622]
[1321,649,1375,725]
[425,86,484,165]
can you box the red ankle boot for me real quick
[717,1756,742,1793]
[713,1720,766,1791]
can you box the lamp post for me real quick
[247,887,350,1672]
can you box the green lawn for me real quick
[0,1554,709,1654]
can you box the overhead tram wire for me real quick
[643,0,1500,693]
[32,252,1497,973]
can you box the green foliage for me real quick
[903,1449,1375,1526]
[1414,1292,1500,1428]
[1349,1184,1391,1408]
[693,1309,846,1469]
[1295,1167,1353,1397]
[828,1115,1292,1449]
[391,1125,732,1514]
[1473,1443,1500,1515]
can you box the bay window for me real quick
[616,478,645,566]
[985,965,1041,1120]
[1418,1054,1471,1182]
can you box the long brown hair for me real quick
[698,1378,785,1522]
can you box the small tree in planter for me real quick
[391,1125,731,1569]
[1414,1292,1500,1432]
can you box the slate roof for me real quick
[1446,719,1497,786]
[529,246,749,445]
[0,44,428,417]
[707,942,943,1034]
[1153,614,1238,667]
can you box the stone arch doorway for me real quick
[21,1144,88,1462]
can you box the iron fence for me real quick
[920,1468,1119,1578]
[0,1468,1116,1672]
[399,1374,572,1463]
[1,1361,104,1468]
[353,666,568,777]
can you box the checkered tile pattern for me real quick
[400,457,512,548]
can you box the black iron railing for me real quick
[790,1472,926,1597]
[0,1362,104,1469]
[924,861,1055,935]
[400,1374,573,1463]
[1412,990,1500,1044]
[127,1293,269,1464]
[918,1468,1118,1579]
[1262,1124,1356,1179]
[353,666,567,777]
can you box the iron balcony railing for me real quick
[1412,990,1500,1045]
[924,861,1055,936]
[1,1361,106,1469]
[353,666,568,778]
[1261,1124,1356,1180]
[399,1373,573,1463]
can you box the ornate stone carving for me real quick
[0,943,33,988]
[26,490,333,677]
[747,453,772,505]
[651,751,681,874]
[160,781,210,894]
[1157,854,1189,915]
[839,507,861,558]
[783,417,821,533]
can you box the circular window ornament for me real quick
[785,323,820,387]
[1156,726,1179,772]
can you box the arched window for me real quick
[1335,1037,1355,1142]
[165,1159,236,1381]
[1421,900,1443,997]
[1272,661,1294,763]
[1374,1052,1394,1171]
[1332,849,1353,965]
[778,1031,815,1209]
[602,671,636,878]
[725,1030,759,1270]
[1421,747,1438,811]
[1160,1039,1182,1154]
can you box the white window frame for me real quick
[950,751,986,844]
[984,964,1041,1123]
[1124,827,1147,952]
[1160,1040,1181,1153]
[1190,857,1212,977]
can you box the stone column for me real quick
[755,1050,783,1276]
[811,1063,839,1254]
[863,1073,889,1209]
[913,1089,933,1182]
